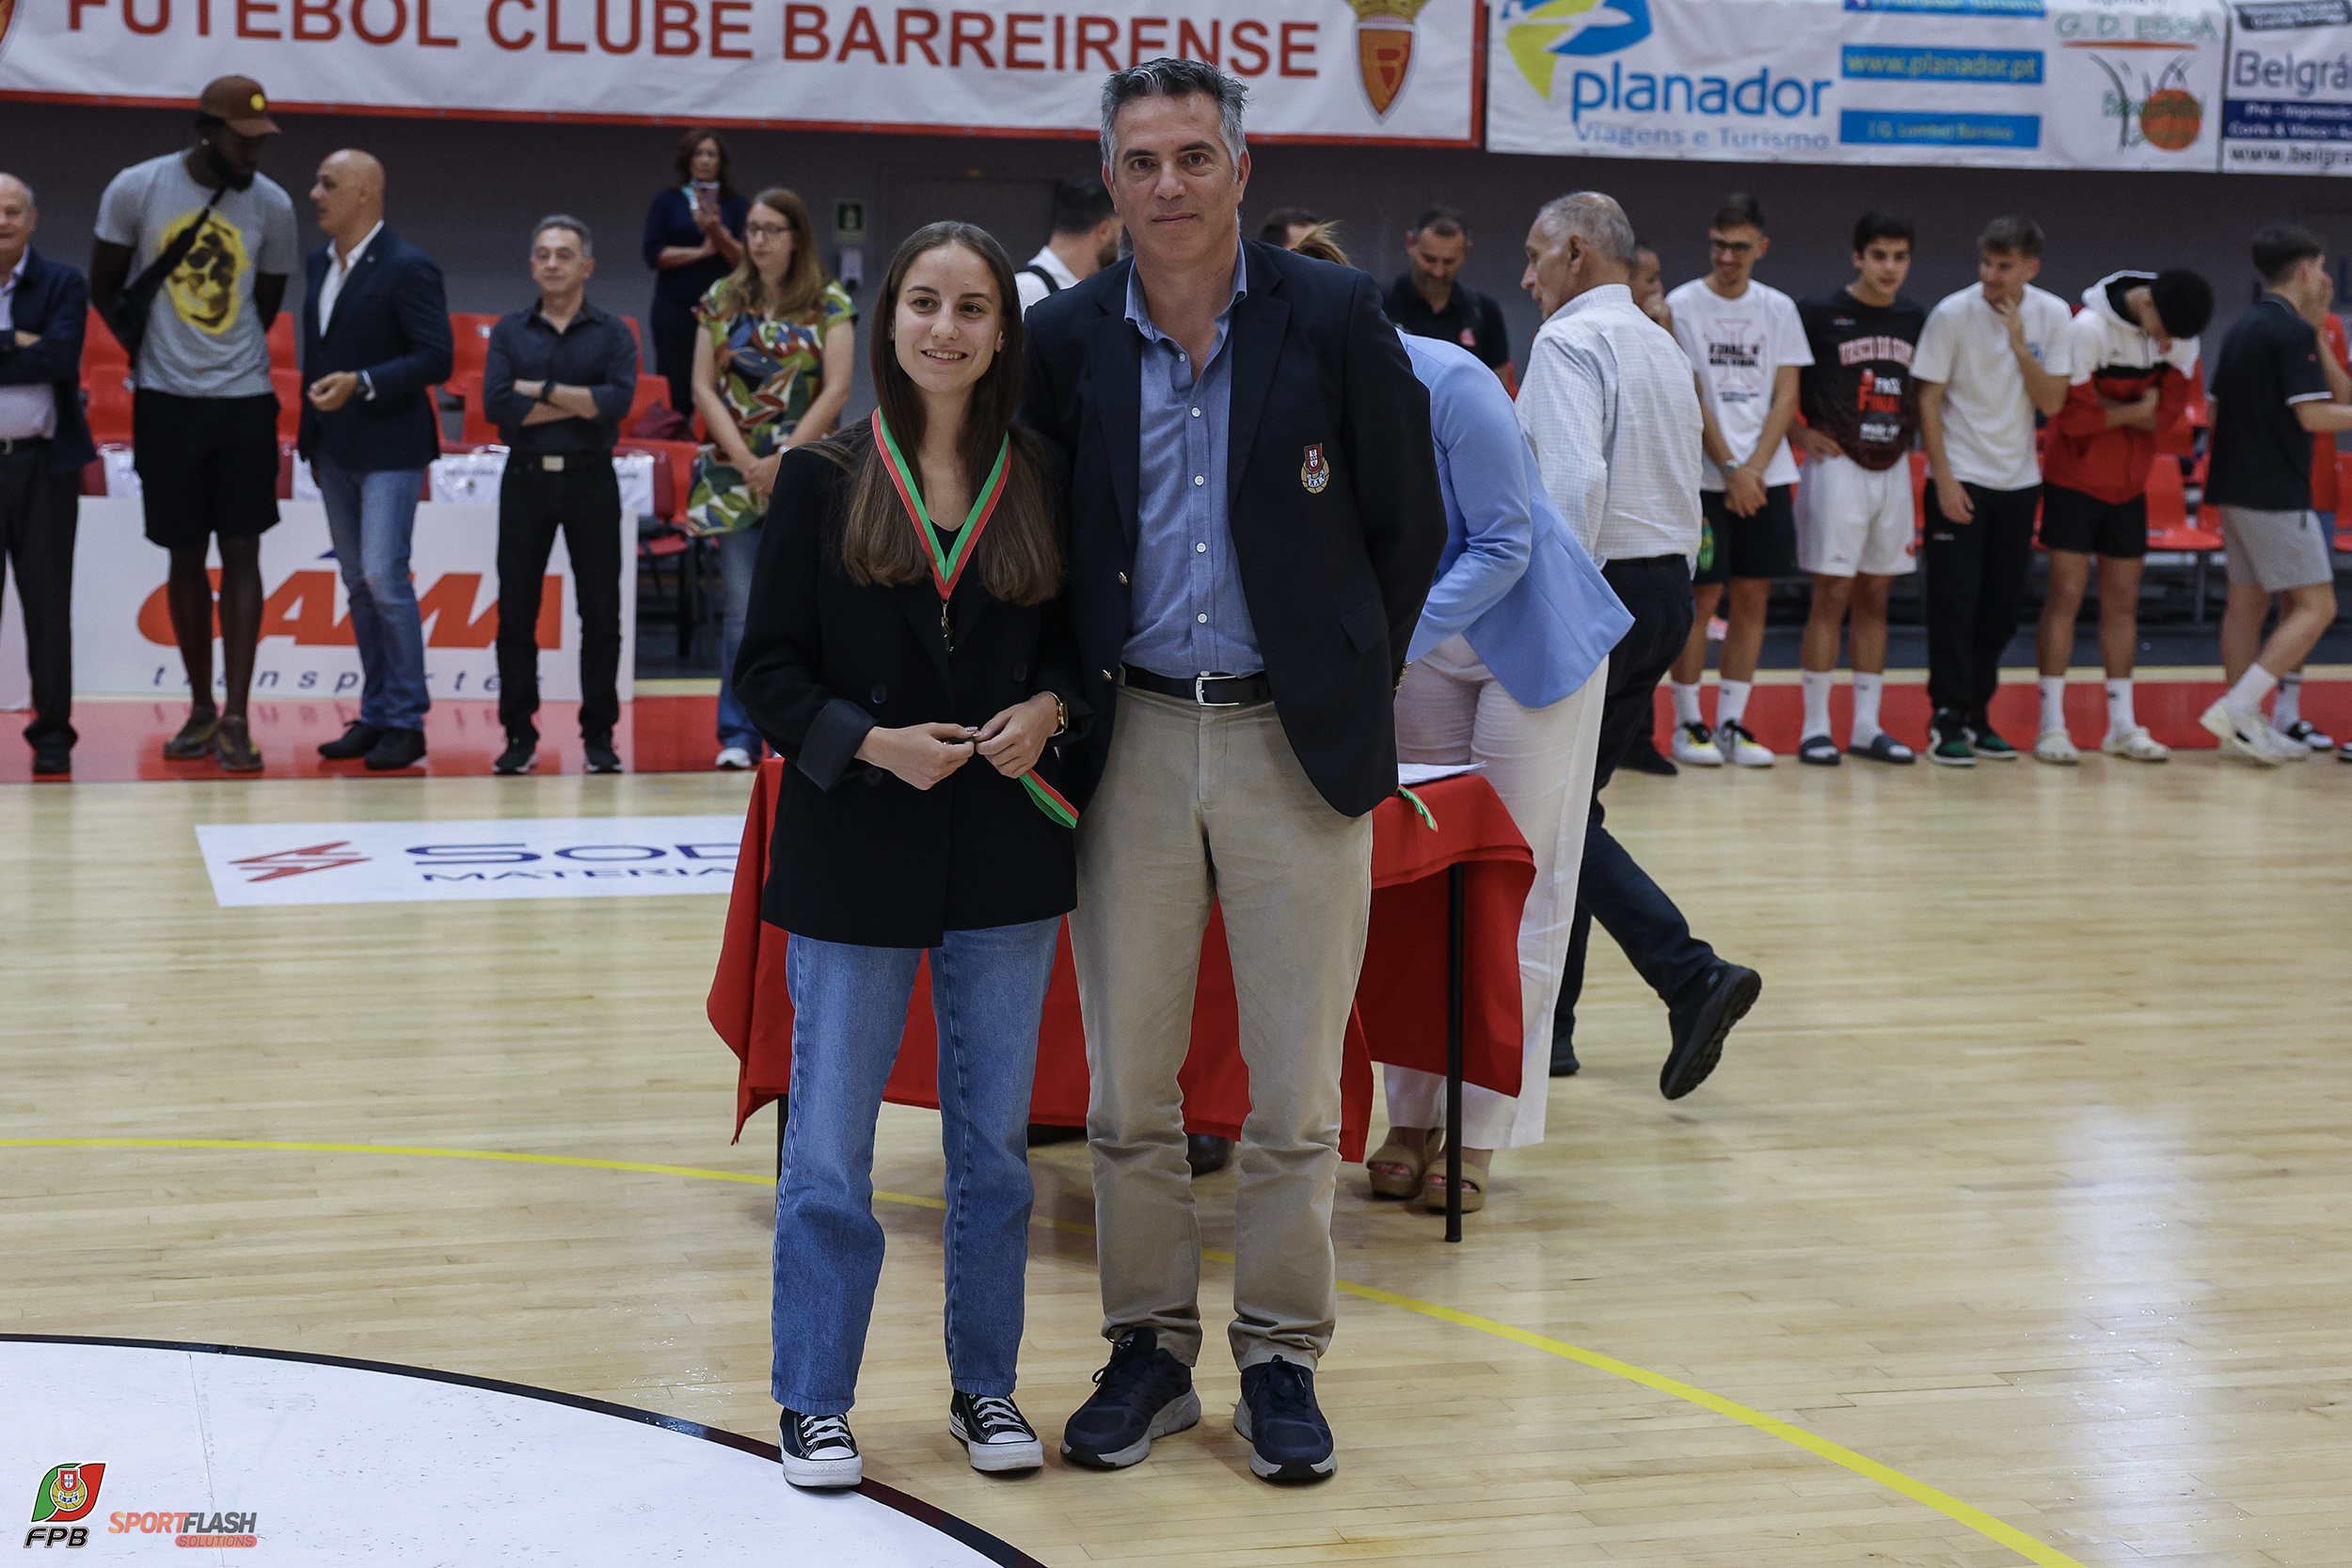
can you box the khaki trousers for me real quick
[1073,685,1375,1370]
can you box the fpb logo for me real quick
[26,1464,103,1549]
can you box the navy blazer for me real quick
[1018,241,1446,818]
[0,248,95,475]
[297,227,453,472]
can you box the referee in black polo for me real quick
[1385,207,1515,390]
[481,214,638,776]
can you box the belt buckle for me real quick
[541,454,565,472]
[1193,673,1241,707]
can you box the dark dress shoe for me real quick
[31,743,72,776]
[362,728,428,771]
[1549,1037,1580,1077]
[1185,1134,1232,1177]
[1025,1123,1088,1147]
[1621,734,1678,776]
[318,721,386,760]
[583,738,625,774]
[1661,960,1760,1101]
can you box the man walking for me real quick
[1664,194,1812,768]
[2200,224,2352,765]
[2030,265,2211,765]
[1788,211,1926,766]
[1385,206,1514,388]
[1912,214,2074,766]
[89,75,299,773]
[481,217,637,776]
[1013,178,1120,314]
[1022,59,1443,1485]
[0,174,93,777]
[300,150,453,773]
[1517,191,1761,1085]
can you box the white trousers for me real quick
[1384,637,1607,1150]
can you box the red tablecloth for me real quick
[708,763,1534,1163]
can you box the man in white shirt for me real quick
[1013,178,1120,315]
[1912,214,2074,766]
[1518,190,1760,1095]
[1664,195,1813,768]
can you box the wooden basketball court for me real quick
[4,744,2346,1564]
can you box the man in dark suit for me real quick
[0,173,95,777]
[299,150,453,771]
[1022,59,1444,1487]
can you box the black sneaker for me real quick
[362,727,427,771]
[1926,710,1976,768]
[1549,1037,1580,1078]
[583,737,624,774]
[777,1407,862,1489]
[948,1390,1044,1473]
[31,741,71,777]
[318,721,385,761]
[1060,1326,1200,1470]
[493,736,537,776]
[1966,721,2018,760]
[1661,959,1760,1101]
[1233,1356,1336,1483]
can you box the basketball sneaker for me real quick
[1670,721,1724,766]
[1234,1357,1336,1483]
[2100,727,2170,763]
[2200,699,2287,767]
[1061,1327,1200,1470]
[2276,718,2334,752]
[1714,719,1775,768]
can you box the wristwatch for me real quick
[1047,692,1069,736]
[534,381,556,404]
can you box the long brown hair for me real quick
[670,127,739,200]
[834,223,1061,608]
[707,186,827,323]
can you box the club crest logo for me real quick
[1347,0,1435,118]
[31,1465,104,1524]
[1301,444,1331,495]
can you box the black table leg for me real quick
[1446,862,1465,1243]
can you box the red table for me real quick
[709,763,1534,1227]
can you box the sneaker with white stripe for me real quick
[949,1391,1044,1473]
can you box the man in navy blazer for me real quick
[298,150,453,771]
[1021,61,1444,1487]
[0,174,94,776]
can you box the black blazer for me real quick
[733,437,1090,949]
[1019,241,1445,819]
[0,248,95,474]
[296,227,453,472]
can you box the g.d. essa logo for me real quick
[1502,0,1655,98]
[230,841,372,883]
[1349,0,1437,117]
[26,1464,103,1548]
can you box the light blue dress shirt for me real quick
[1120,246,1262,679]
[1402,335,1630,709]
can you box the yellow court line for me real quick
[3,1137,2082,1568]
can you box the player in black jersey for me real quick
[1788,213,1929,766]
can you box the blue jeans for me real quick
[316,457,429,731]
[716,525,763,753]
[771,917,1060,1416]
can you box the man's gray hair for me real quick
[1536,192,1636,268]
[1100,58,1248,169]
[0,173,33,208]
[532,214,593,256]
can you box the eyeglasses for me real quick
[746,223,794,241]
[1708,238,1756,257]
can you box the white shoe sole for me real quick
[493,754,535,776]
[949,1414,1044,1472]
[1059,1388,1200,1469]
[2101,739,2169,764]
[1671,747,1724,767]
[779,1452,863,1488]
[1724,750,1775,768]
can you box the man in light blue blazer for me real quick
[1365,328,1630,1214]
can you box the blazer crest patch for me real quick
[1300,443,1330,495]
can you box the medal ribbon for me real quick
[871,409,1072,829]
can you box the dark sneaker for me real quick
[777,1408,862,1489]
[1549,1037,1580,1078]
[362,728,427,771]
[1185,1134,1232,1177]
[1661,959,1759,1101]
[1060,1326,1200,1470]
[318,721,385,761]
[31,742,72,777]
[1926,711,1976,768]
[583,737,624,774]
[1966,721,2018,760]
[948,1391,1044,1473]
[215,717,263,774]
[1233,1356,1336,1483]
[162,714,221,761]
[1796,733,1841,767]
[493,736,537,776]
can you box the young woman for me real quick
[641,128,747,417]
[689,186,855,770]
[732,222,1083,1488]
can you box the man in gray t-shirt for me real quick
[89,75,299,774]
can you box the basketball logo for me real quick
[31,1464,105,1524]
[2140,87,2201,151]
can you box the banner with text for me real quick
[2219,0,2352,172]
[197,816,741,906]
[1486,0,2228,169]
[0,0,1478,144]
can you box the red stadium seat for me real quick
[267,310,296,372]
[83,307,127,375]
[271,368,303,441]
[85,375,135,446]
[2145,452,2217,548]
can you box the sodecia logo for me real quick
[230,842,371,882]
[25,1464,103,1549]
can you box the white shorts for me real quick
[1795,452,1916,578]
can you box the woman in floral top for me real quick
[690,185,856,768]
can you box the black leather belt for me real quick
[0,436,51,456]
[1120,665,1271,707]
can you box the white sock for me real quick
[1800,670,1833,738]
[2225,665,2279,719]
[2038,676,2067,736]
[2106,678,2136,736]
[1670,680,1703,728]
[2273,673,2302,731]
[1718,679,1753,729]
[1851,673,1885,744]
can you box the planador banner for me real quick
[0,0,1479,144]
[2219,0,2352,172]
[1486,0,2229,169]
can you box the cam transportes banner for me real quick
[2219,0,2352,173]
[1486,0,2229,169]
[0,0,1479,144]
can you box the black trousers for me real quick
[1553,555,1719,1048]
[497,458,623,742]
[1923,482,2039,720]
[0,446,77,751]
[649,294,701,417]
